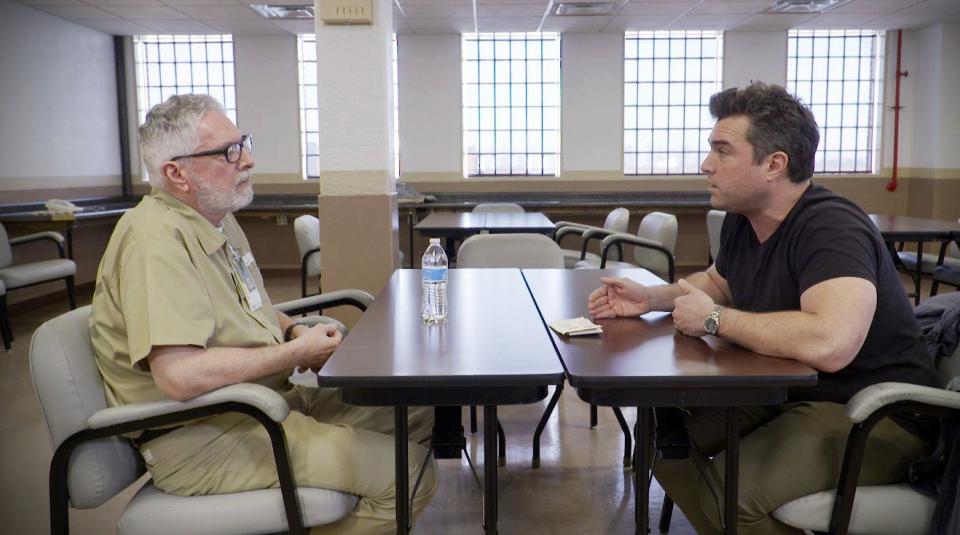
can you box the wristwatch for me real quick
[704,305,722,336]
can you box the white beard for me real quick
[192,171,254,214]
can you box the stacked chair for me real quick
[553,207,631,269]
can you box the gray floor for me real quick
[0,273,697,534]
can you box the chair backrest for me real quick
[603,208,630,233]
[0,222,12,268]
[633,212,678,276]
[707,210,726,263]
[30,306,144,509]
[293,215,321,275]
[457,233,564,268]
[472,203,525,213]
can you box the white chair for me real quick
[471,203,525,213]
[554,208,631,268]
[706,209,726,264]
[0,222,76,348]
[772,292,960,535]
[0,279,10,351]
[293,215,321,298]
[31,290,373,535]
[574,211,678,283]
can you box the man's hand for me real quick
[672,279,716,337]
[296,323,343,370]
[588,276,652,319]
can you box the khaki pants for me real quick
[140,385,438,535]
[653,402,930,535]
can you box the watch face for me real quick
[704,317,719,334]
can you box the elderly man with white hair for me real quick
[90,94,437,534]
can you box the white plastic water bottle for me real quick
[421,238,448,324]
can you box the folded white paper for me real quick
[549,316,603,336]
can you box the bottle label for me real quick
[422,267,448,282]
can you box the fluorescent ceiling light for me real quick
[765,0,850,14]
[249,4,315,19]
[553,1,614,16]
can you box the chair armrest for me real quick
[275,289,374,316]
[87,383,290,429]
[845,382,960,423]
[600,233,675,281]
[578,227,619,261]
[9,231,67,258]
[554,225,591,246]
[551,221,589,240]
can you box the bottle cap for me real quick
[429,238,440,244]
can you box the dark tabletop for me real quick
[316,268,564,389]
[521,268,818,391]
[482,212,554,233]
[414,212,488,233]
[870,214,960,240]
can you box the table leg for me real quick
[635,407,652,535]
[724,406,740,535]
[483,405,498,535]
[914,241,924,305]
[395,407,410,535]
[66,226,74,260]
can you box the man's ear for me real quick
[766,151,789,180]
[162,161,191,193]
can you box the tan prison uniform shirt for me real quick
[90,189,286,408]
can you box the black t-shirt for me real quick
[715,183,937,404]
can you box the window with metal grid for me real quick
[787,29,885,173]
[462,32,561,177]
[134,34,236,125]
[623,31,723,175]
[298,34,401,179]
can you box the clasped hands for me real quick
[587,276,717,337]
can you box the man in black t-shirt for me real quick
[588,83,936,535]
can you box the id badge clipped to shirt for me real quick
[227,244,262,312]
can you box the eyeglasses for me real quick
[171,134,253,164]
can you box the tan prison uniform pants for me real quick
[139,385,438,535]
[653,401,930,535]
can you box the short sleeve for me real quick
[120,231,216,365]
[793,214,880,294]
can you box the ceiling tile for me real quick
[160,0,245,5]
[476,15,543,31]
[796,13,884,28]
[405,17,475,33]
[870,12,955,28]
[402,4,474,18]
[689,0,771,15]
[898,0,960,15]
[618,1,698,17]
[831,0,923,15]
[174,4,260,19]
[98,5,191,18]
[202,17,286,32]
[72,18,154,33]
[734,13,816,30]
[540,14,612,32]
[602,14,674,30]
[477,4,546,18]
[12,0,92,6]
[669,13,749,28]
[136,18,220,31]
[35,5,119,18]
[270,19,316,33]
[84,0,166,5]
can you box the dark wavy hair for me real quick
[709,83,820,183]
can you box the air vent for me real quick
[249,4,315,19]
[765,0,850,14]
[553,1,614,16]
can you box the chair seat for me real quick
[562,250,600,269]
[118,481,359,535]
[898,251,960,275]
[934,264,960,286]
[0,258,75,288]
[772,484,935,535]
[573,258,632,270]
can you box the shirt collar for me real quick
[151,188,227,256]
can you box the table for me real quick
[317,268,564,534]
[0,205,130,260]
[521,267,818,535]
[870,214,960,304]
[412,212,555,265]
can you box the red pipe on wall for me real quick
[887,29,907,192]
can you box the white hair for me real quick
[138,94,225,189]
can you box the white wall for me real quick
[398,34,462,175]
[0,0,121,194]
[722,31,787,89]
[561,33,624,174]
[234,34,302,180]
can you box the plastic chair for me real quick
[0,222,76,347]
[771,291,960,534]
[31,290,373,535]
[574,211,678,283]
[471,203,525,213]
[554,207,631,268]
[293,215,321,298]
[706,210,726,264]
